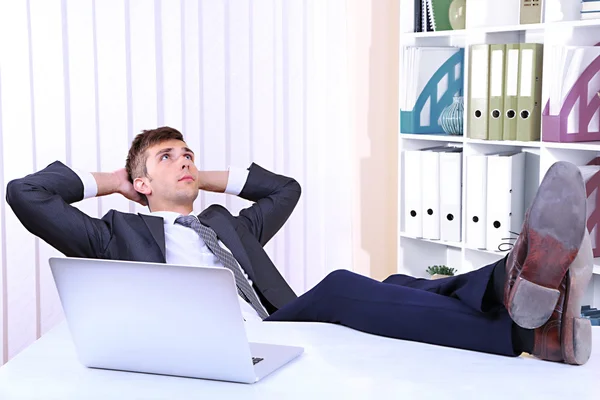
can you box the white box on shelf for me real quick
[465,0,520,28]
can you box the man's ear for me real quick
[134,177,152,196]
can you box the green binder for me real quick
[427,0,453,31]
[488,44,506,141]
[516,43,543,142]
[502,44,520,141]
[467,44,490,140]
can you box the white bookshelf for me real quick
[397,0,600,309]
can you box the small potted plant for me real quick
[426,265,457,280]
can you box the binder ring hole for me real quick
[410,210,417,217]
[472,216,479,223]
[520,110,530,120]
[427,209,434,216]
[474,110,482,118]
[491,109,500,119]
[506,110,516,119]
[447,214,454,221]
[493,221,501,229]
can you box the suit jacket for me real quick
[5,161,301,314]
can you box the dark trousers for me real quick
[266,259,517,357]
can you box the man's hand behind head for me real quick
[114,168,148,206]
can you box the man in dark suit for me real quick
[6,127,593,365]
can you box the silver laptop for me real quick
[48,257,304,384]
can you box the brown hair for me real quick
[125,126,185,184]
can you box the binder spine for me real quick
[400,49,465,134]
[427,0,437,31]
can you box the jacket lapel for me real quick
[139,213,166,262]
[198,207,256,281]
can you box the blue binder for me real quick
[400,48,464,134]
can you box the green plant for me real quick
[426,265,456,276]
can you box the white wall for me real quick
[0,0,355,365]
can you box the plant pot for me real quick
[431,274,451,280]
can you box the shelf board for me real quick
[399,133,464,143]
[464,245,509,257]
[549,18,600,30]
[465,138,541,148]
[542,140,600,152]
[402,19,600,40]
[405,29,467,39]
[400,237,600,275]
[399,232,463,249]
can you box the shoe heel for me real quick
[563,317,592,365]
[562,234,593,365]
[509,276,560,329]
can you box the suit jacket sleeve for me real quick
[235,163,301,246]
[5,161,113,258]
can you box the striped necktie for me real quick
[174,215,269,319]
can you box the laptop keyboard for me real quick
[252,357,264,365]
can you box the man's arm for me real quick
[5,161,139,258]
[197,170,230,193]
[229,163,301,246]
[92,168,148,206]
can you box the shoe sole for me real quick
[562,233,593,365]
[508,161,587,329]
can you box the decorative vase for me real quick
[438,94,464,136]
[431,274,451,280]
[448,0,466,30]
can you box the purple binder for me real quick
[542,46,600,143]
[584,157,600,258]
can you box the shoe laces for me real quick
[497,230,520,252]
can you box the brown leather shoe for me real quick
[504,161,587,329]
[532,232,593,365]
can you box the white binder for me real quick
[439,150,463,243]
[403,150,423,237]
[485,151,526,252]
[421,150,441,239]
[465,155,488,249]
[421,146,462,240]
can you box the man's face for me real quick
[139,139,200,207]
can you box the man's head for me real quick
[125,127,199,213]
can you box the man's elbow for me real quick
[286,179,302,205]
[5,179,24,206]
[5,179,38,216]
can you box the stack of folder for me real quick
[465,151,526,252]
[403,145,463,242]
[467,43,543,142]
[400,46,464,135]
[543,45,600,143]
[581,0,600,20]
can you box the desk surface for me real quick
[1,322,599,399]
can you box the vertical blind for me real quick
[0,0,354,364]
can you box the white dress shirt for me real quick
[72,166,266,322]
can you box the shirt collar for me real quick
[144,210,197,226]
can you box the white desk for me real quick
[1,322,599,400]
